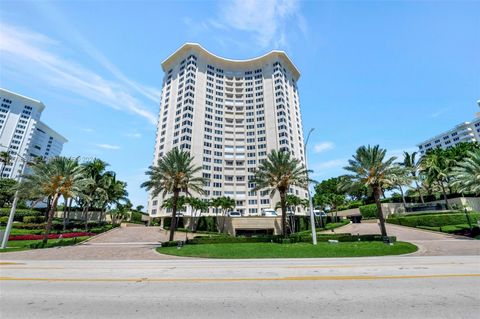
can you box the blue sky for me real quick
[0,0,479,206]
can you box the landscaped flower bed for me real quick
[9,232,95,241]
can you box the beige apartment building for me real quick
[147,43,307,217]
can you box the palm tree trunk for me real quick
[221,209,228,234]
[414,180,425,204]
[280,191,287,238]
[439,182,449,210]
[169,190,179,242]
[62,197,68,231]
[67,198,73,224]
[45,195,52,219]
[83,205,90,231]
[399,186,407,211]
[43,193,60,245]
[373,186,388,238]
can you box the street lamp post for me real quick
[1,147,29,249]
[304,128,317,245]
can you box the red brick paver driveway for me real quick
[0,227,196,260]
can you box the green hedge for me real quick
[13,221,106,231]
[163,217,185,229]
[195,217,218,232]
[159,233,397,247]
[0,209,43,222]
[359,204,378,218]
[23,216,46,223]
[130,211,143,223]
[387,212,480,228]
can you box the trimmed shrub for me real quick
[163,217,185,229]
[195,216,217,232]
[180,233,396,246]
[14,223,46,230]
[359,204,378,219]
[0,216,8,224]
[23,216,46,223]
[387,212,479,228]
[130,211,143,223]
[0,209,43,222]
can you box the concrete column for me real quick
[160,217,165,229]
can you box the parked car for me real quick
[228,211,242,217]
[261,209,278,217]
[313,210,327,217]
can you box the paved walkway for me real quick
[2,223,478,260]
[323,222,480,256]
[0,227,197,260]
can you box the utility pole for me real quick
[304,128,317,245]
[1,148,29,249]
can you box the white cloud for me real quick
[126,132,142,138]
[313,142,334,153]
[96,144,121,150]
[430,107,451,118]
[309,159,347,179]
[210,0,306,48]
[82,128,94,133]
[312,159,346,171]
[0,22,157,124]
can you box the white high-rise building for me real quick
[417,101,480,155]
[0,88,68,179]
[147,43,307,217]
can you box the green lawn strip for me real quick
[0,227,44,236]
[417,224,476,234]
[157,241,417,259]
[0,236,90,253]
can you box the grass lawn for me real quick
[157,241,417,259]
[417,224,476,234]
[0,227,44,236]
[0,236,90,253]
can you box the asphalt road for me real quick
[1,256,479,319]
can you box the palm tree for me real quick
[451,149,480,195]
[80,159,112,230]
[0,151,13,178]
[343,145,397,238]
[252,150,309,238]
[215,196,235,233]
[97,173,128,223]
[60,157,80,231]
[276,194,303,233]
[18,156,89,244]
[141,148,205,241]
[391,165,413,211]
[402,151,425,203]
[420,148,451,208]
[186,197,209,232]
